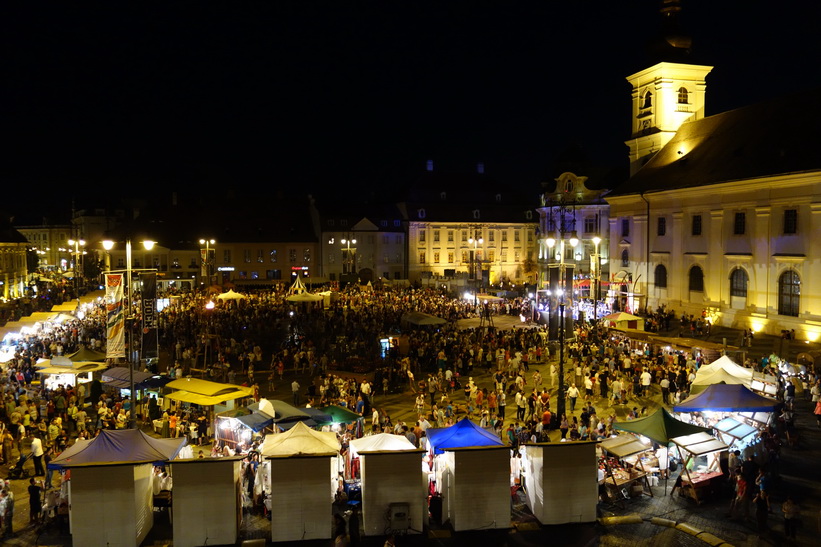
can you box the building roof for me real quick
[609,86,821,197]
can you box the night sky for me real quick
[4,1,821,215]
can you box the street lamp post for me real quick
[592,236,601,324]
[68,238,86,299]
[341,234,357,277]
[544,199,578,419]
[468,231,484,305]
[199,238,216,286]
[102,237,155,429]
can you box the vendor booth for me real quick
[670,432,729,504]
[35,356,107,389]
[602,312,645,331]
[49,429,187,547]
[425,418,509,531]
[713,417,758,449]
[690,355,778,396]
[523,441,598,525]
[170,457,243,547]
[675,383,781,414]
[613,408,713,493]
[597,434,654,505]
[261,421,342,542]
[348,433,425,536]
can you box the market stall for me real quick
[348,433,425,536]
[713,417,759,450]
[690,355,778,396]
[669,432,729,504]
[597,434,654,505]
[425,418,509,531]
[613,407,713,493]
[169,457,243,547]
[49,429,187,547]
[260,421,342,542]
[35,356,107,389]
[523,441,599,525]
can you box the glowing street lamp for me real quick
[592,236,602,323]
[101,237,155,429]
[199,238,216,285]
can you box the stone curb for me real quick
[598,514,735,547]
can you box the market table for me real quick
[675,470,722,504]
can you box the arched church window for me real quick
[642,90,652,109]
[778,270,800,317]
[678,87,689,104]
[688,265,704,292]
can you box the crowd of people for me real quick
[0,280,817,541]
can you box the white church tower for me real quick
[625,0,713,176]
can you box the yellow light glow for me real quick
[804,330,820,342]
[750,321,765,333]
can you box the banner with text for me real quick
[141,272,159,360]
[105,273,126,359]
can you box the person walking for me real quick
[29,433,45,476]
[567,383,580,413]
[291,379,301,406]
[781,494,800,540]
[28,478,43,524]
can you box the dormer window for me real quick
[472,209,481,219]
[677,87,689,104]
[642,90,652,109]
[417,208,426,219]
[495,194,502,202]
[440,192,447,200]
[525,210,533,220]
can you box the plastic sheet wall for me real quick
[172,459,241,547]
[269,455,336,542]
[359,451,426,536]
[70,464,154,547]
[524,442,598,525]
[436,447,510,532]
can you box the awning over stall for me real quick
[613,408,712,446]
[674,384,780,413]
[426,417,504,454]
[260,421,340,457]
[165,377,253,405]
[349,432,416,457]
[599,434,652,459]
[50,429,187,468]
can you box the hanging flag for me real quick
[141,272,159,360]
[106,273,126,359]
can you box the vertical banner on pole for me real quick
[105,274,126,359]
[141,272,159,360]
[200,248,208,278]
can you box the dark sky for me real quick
[4,1,821,213]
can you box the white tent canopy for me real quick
[216,289,246,300]
[349,432,416,457]
[261,421,340,457]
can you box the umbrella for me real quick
[216,289,246,300]
[319,405,362,424]
[286,292,323,302]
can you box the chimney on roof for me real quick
[426,159,434,172]
[477,162,485,174]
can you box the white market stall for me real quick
[597,434,655,505]
[49,429,187,547]
[523,441,599,525]
[602,312,645,331]
[170,458,243,547]
[348,433,426,536]
[669,432,729,505]
[261,421,341,542]
[425,418,509,532]
[690,355,778,396]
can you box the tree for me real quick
[522,255,538,283]
[26,247,40,273]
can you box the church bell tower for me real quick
[625,0,713,176]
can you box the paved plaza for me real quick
[3,316,819,546]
